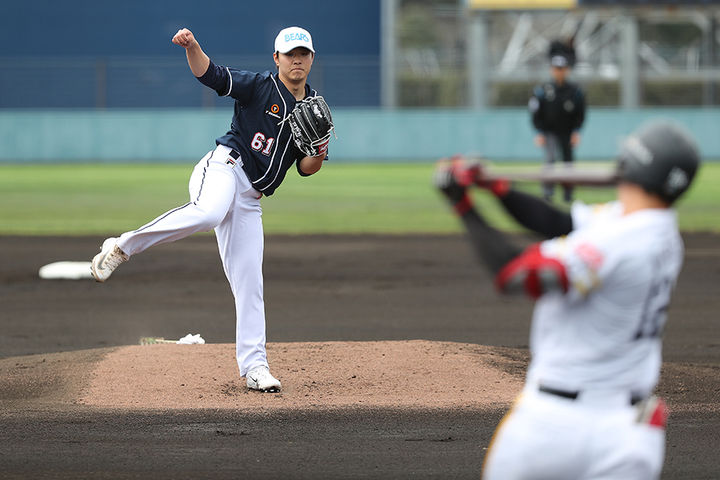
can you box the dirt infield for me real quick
[1,233,718,479]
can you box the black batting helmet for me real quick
[616,121,701,204]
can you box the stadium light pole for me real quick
[620,11,640,108]
[468,10,489,109]
[703,14,717,105]
[381,0,398,108]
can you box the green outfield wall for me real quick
[1,108,718,163]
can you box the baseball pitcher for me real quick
[435,121,700,479]
[90,26,334,393]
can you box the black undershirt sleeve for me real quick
[459,209,523,275]
[498,189,573,238]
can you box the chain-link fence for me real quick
[395,2,720,107]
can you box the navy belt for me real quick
[538,385,642,406]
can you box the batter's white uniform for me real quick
[116,145,267,375]
[483,201,682,480]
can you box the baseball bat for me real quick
[480,165,618,187]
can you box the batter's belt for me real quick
[538,384,644,406]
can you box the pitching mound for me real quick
[1,340,525,411]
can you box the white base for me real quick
[39,261,94,280]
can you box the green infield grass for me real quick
[1,162,717,235]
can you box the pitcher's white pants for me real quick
[116,144,267,376]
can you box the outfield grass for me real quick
[1,162,717,235]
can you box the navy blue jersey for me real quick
[528,81,585,135]
[198,61,320,196]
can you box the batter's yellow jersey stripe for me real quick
[482,393,523,476]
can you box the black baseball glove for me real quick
[287,95,335,157]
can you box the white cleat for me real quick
[246,366,282,393]
[90,237,129,282]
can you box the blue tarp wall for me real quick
[0,0,381,108]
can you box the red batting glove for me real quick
[434,158,474,216]
[448,155,511,197]
[467,161,510,197]
[479,177,511,197]
[448,155,480,188]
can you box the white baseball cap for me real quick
[274,26,315,54]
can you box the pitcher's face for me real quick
[275,47,314,83]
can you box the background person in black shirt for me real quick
[529,39,586,203]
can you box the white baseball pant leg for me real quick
[116,144,269,377]
[212,155,268,377]
[483,388,664,480]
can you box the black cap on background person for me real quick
[548,39,576,68]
